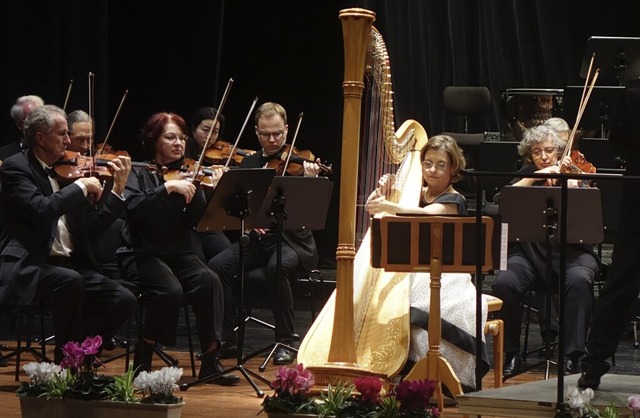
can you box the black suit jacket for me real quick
[240,151,319,270]
[0,150,126,305]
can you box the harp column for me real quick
[307,8,381,385]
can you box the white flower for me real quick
[566,385,594,416]
[23,362,64,386]
[134,367,183,398]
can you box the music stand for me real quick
[580,36,640,86]
[370,214,494,411]
[181,168,275,395]
[245,176,333,372]
[563,85,625,138]
[499,186,603,380]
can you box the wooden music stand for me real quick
[371,214,494,410]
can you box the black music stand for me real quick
[580,36,640,86]
[180,168,275,395]
[499,185,603,380]
[245,176,333,372]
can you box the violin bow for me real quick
[224,96,258,169]
[62,79,73,112]
[97,89,129,155]
[561,54,600,164]
[281,112,304,176]
[88,72,96,176]
[193,78,234,183]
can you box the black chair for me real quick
[442,86,492,207]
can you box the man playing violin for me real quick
[492,125,599,377]
[0,104,137,363]
[208,102,320,364]
[66,110,94,156]
[117,112,239,385]
[0,95,44,161]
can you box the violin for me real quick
[53,150,157,182]
[569,149,596,174]
[204,140,255,166]
[266,144,333,176]
[161,157,226,188]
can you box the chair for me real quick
[484,295,504,388]
[0,301,51,381]
[442,86,492,207]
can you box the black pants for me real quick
[493,251,597,355]
[119,252,224,353]
[36,256,137,361]
[583,191,640,375]
[208,231,301,342]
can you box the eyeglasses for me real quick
[422,161,449,171]
[531,147,557,158]
[162,133,188,143]
[257,131,285,141]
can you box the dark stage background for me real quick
[1,0,638,264]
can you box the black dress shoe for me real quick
[218,340,238,359]
[133,340,154,376]
[577,372,601,390]
[273,347,295,365]
[199,353,240,386]
[503,351,521,376]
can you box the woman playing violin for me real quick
[186,107,224,161]
[208,102,320,364]
[492,125,599,376]
[117,112,239,385]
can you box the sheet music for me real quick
[500,223,508,270]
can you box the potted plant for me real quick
[260,363,441,417]
[17,335,184,418]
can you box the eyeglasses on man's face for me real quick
[422,161,449,171]
[531,146,557,158]
[257,131,285,141]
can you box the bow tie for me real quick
[259,154,279,166]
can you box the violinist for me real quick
[186,107,231,261]
[66,110,94,155]
[185,106,224,161]
[117,112,239,385]
[0,105,137,363]
[208,102,320,364]
[0,95,44,160]
[492,125,599,376]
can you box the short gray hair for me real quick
[23,105,67,148]
[518,125,562,164]
[542,117,570,133]
[10,95,45,124]
[67,110,92,134]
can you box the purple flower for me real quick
[629,394,640,411]
[270,363,315,396]
[354,376,382,404]
[81,335,102,355]
[60,341,85,370]
[395,379,436,412]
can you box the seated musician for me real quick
[66,110,94,155]
[186,107,231,262]
[0,104,137,363]
[208,102,320,365]
[365,134,489,391]
[492,125,599,376]
[117,112,239,385]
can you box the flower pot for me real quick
[19,396,184,418]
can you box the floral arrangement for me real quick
[16,335,183,404]
[261,363,440,417]
[559,385,640,418]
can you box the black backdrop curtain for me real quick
[1,0,638,263]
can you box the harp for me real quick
[298,8,428,383]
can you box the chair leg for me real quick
[484,319,504,388]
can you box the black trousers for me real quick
[583,191,640,375]
[493,251,597,355]
[208,231,301,342]
[36,256,137,361]
[119,252,223,353]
